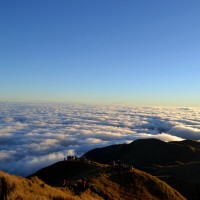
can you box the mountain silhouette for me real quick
[2,138,200,199]
[84,138,200,199]
[84,138,200,167]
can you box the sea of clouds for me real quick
[1,102,200,176]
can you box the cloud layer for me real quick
[0,102,200,176]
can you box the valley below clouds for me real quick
[1,102,200,176]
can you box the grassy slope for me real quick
[0,170,79,200]
[149,162,200,200]
[1,138,197,200]
[1,167,186,200]
[27,160,186,200]
[91,168,186,200]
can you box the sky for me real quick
[0,0,200,106]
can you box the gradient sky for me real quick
[0,0,200,106]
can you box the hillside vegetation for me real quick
[28,160,186,200]
[3,138,200,199]
[84,138,200,199]
[0,170,78,200]
[1,160,186,200]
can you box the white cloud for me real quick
[169,125,200,140]
[0,103,199,176]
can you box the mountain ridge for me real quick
[83,138,200,199]
[2,138,200,199]
[27,159,186,200]
[84,138,200,167]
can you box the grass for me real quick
[0,171,79,200]
[0,161,187,200]
[108,168,186,200]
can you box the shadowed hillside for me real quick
[84,138,200,199]
[84,139,200,167]
[2,138,200,199]
[147,161,200,200]
[28,160,103,186]
[170,139,200,150]
[27,160,186,200]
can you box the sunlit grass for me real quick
[0,171,78,200]
[0,165,186,200]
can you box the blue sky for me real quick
[0,0,200,106]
